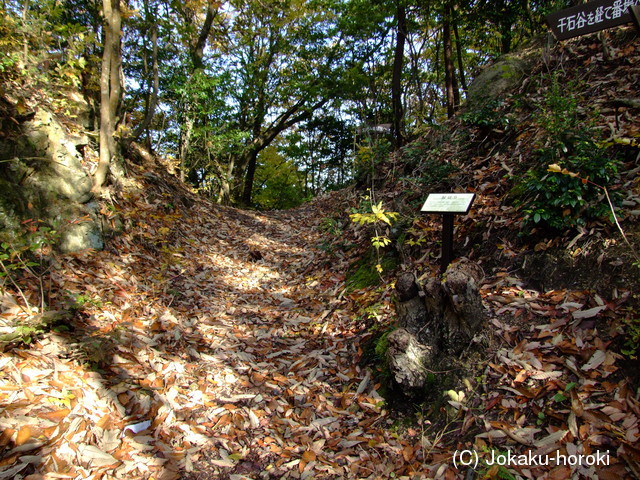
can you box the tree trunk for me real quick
[442,2,458,119]
[191,2,217,70]
[500,24,513,54]
[391,0,406,150]
[131,0,159,148]
[178,2,218,182]
[452,8,467,95]
[178,115,194,183]
[241,149,260,206]
[217,156,235,205]
[236,98,326,206]
[95,0,122,191]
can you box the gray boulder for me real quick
[0,108,103,252]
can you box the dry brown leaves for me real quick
[0,189,431,480]
[1,182,638,479]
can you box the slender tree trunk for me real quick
[95,0,122,191]
[241,149,260,206]
[391,0,407,149]
[452,8,467,94]
[218,156,235,205]
[442,2,458,118]
[131,0,159,148]
[21,0,30,64]
[178,2,217,182]
[500,23,513,54]
[237,98,326,206]
[408,37,426,123]
[179,115,194,182]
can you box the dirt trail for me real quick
[0,194,424,480]
[2,188,638,480]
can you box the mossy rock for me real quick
[466,40,542,109]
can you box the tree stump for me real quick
[386,328,434,390]
[387,260,486,395]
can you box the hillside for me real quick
[381,28,640,296]
[0,25,639,480]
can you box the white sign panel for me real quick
[421,193,476,214]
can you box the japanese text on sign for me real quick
[546,0,639,40]
[420,193,475,214]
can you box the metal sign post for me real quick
[421,193,476,273]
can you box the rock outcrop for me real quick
[466,40,542,108]
[0,104,103,252]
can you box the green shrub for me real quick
[399,140,458,191]
[345,252,397,292]
[353,139,391,185]
[621,317,640,359]
[516,74,620,231]
[460,98,511,129]
[0,221,59,314]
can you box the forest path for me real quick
[0,191,423,480]
[165,198,418,479]
[3,185,639,480]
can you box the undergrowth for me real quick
[514,73,621,231]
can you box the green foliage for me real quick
[345,251,397,292]
[319,217,343,236]
[0,0,98,88]
[374,326,396,361]
[353,140,392,186]
[460,98,511,129]
[345,256,382,291]
[0,221,58,312]
[253,146,308,210]
[399,140,458,188]
[515,74,620,231]
[350,201,399,227]
[350,197,399,273]
[0,223,57,276]
[0,13,20,73]
[621,318,640,359]
[69,293,103,312]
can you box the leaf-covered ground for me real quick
[1,166,639,479]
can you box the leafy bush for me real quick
[621,317,640,359]
[515,74,620,230]
[319,217,343,236]
[350,198,399,273]
[0,221,58,312]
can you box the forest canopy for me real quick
[1,0,572,207]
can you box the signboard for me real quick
[632,5,640,28]
[546,0,640,40]
[421,193,475,214]
[421,193,476,273]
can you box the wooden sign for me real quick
[421,193,475,214]
[421,193,476,273]
[632,5,640,29]
[546,0,640,40]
